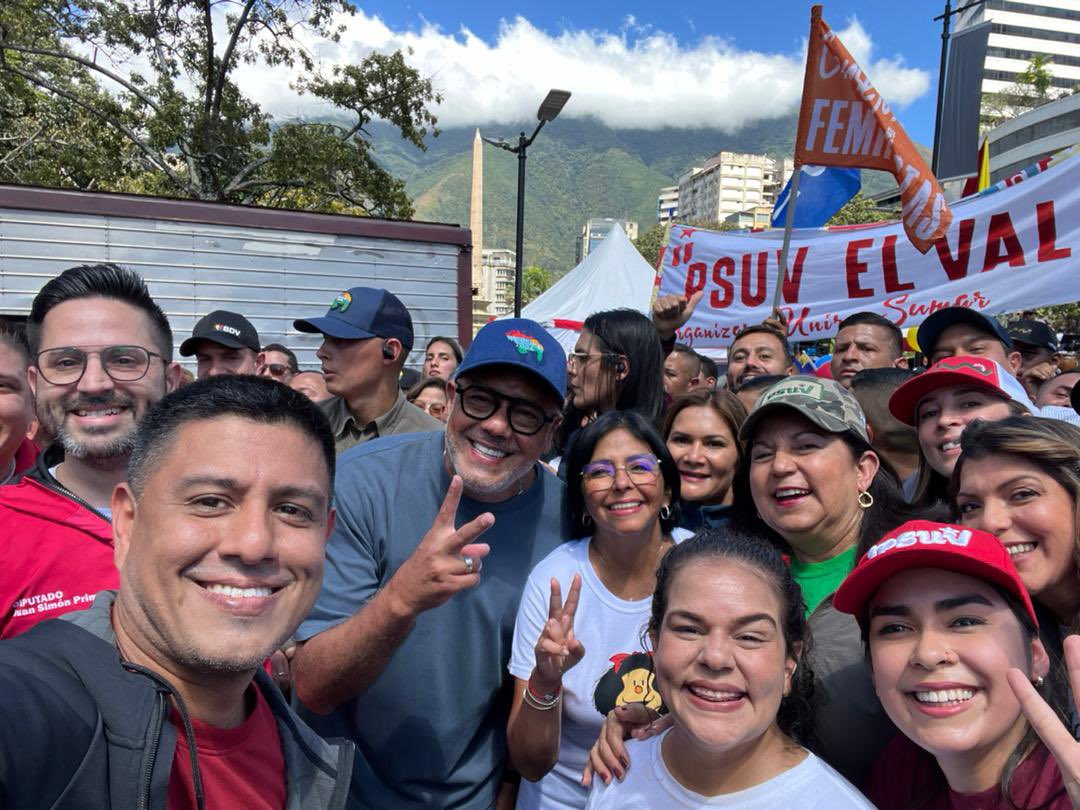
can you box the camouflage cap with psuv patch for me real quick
[738,375,869,442]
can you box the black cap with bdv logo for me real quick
[179,310,261,356]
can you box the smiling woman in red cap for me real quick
[888,355,1035,507]
[834,520,1071,809]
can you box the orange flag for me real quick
[795,5,952,253]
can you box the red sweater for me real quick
[0,462,116,639]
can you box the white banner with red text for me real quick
[658,152,1080,350]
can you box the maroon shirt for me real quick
[168,686,286,810]
[866,733,1068,810]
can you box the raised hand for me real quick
[652,290,705,341]
[385,476,494,616]
[581,703,670,787]
[762,307,790,335]
[1007,634,1080,807]
[533,575,585,689]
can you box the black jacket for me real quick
[0,591,355,809]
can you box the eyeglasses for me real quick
[567,351,617,368]
[581,454,662,491]
[455,384,558,436]
[261,364,291,378]
[414,400,446,417]
[35,345,164,385]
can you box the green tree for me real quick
[1033,304,1080,334]
[0,4,141,189]
[982,56,1059,128]
[1019,55,1055,98]
[827,192,892,226]
[522,265,553,305]
[633,222,666,268]
[0,0,440,217]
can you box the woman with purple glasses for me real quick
[506,411,688,809]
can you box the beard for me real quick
[443,425,533,498]
[38,392,139,463]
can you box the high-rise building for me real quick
[657,186,679,224]
[677,152,790,224]
[481,248,517,317]
[955,0,1080,114]
[576,218,638,263]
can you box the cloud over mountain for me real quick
[237,11,931,131]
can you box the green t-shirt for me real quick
[790,544,859,617]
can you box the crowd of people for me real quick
[4,262,1080,809]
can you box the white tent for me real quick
[509,223,657,353]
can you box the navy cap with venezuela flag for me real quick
[454,318,566,404]
[293,287,414,352]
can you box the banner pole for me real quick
[649,220,674,310]
[771,164,803,314]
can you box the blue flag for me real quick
[770,166,861,228]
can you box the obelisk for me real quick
[469,128,491,330]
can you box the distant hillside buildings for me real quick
[672,152,793,226]
[657,186,679,225]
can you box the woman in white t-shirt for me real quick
[585,529,873,809]
[507,410,687,809]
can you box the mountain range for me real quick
[368,115,903,275]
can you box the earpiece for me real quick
[382,341,395,360]
[615,360,627,374]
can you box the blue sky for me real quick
[245,2,945,143]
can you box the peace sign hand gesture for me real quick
[532,575,586,691]
[386,475,493,618]
[1007,634,1080,808]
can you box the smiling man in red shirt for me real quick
[0,375,353,808]
[0,263,181,638]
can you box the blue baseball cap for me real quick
[917,307,1013,357]
[454,319,566,403]
[293,287,414,352]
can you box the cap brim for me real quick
[918,309,1013,356]
[738,400,852,442]
[833,547,1036,629]
[179,334,248,356]
[293,317,376,340]
[888,370,1006,425]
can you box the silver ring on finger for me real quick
[463,554,474,575]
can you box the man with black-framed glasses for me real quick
[292,317,569,808]
[0,263,181,638]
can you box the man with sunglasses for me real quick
[257,342,300,384]
[0,264,181,638]
[292,317,568,809]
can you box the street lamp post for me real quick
[482,89,571,317]
[931,0,986,175]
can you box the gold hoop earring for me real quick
[858,490,874,509]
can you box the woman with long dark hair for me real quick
[953,416,1080,634]
[586,529,872,808]
[835,521,1068,809]
[507,411,685,809]
[558,310,664,458]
